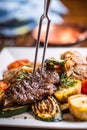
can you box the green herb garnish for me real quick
[60,74,77,88]
[17,71,28,80]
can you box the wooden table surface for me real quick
[0,0,87,130]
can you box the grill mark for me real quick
[5,67,59,105]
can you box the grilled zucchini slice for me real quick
[68,94,87,121]
[0,105,29,118]
[32,96,62,122]
[45,58,65,66]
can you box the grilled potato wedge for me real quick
[68,94,87,121]
[54,80,81,103]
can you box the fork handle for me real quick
[44,0,51,16]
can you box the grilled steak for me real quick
[5,66,59,105]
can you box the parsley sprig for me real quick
[17,71,28,80]
[60,74,77,88]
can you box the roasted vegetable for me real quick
[60,103,69,113]
[68,94,87,121]
[81,79,87,94]
[0,105,30,118]
[0,81,10,107]
[3,66,32,83]
[60,74,78,87]
[54,79,81,103]
[45,58,65,65]
[0,81,10,91]
[32,96,62,122]
[7,59,30,70]
[45,58,65,71]
[0,90,4,107]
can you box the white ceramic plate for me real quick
[0,47,87,129]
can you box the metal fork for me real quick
[32,0,51,82]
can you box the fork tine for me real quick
[32,0,51,82]
[40,19,51,81]
[32,15,44,81]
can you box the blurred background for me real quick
[62,0,87,26]
[0,0,87,50]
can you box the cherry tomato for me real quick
[81,79,87,94]
[7,59,30,70]
[54,65,61,69]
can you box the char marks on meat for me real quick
[5,65,59,105]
